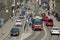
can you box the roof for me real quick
[33,16,42,19]
[16,20,21,21]
[52,27,59,28]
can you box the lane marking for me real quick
[41,22,47,40]
[20,33,32,40]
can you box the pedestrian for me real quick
[25,18,29,31]
[15,12,16,16]
[54,13,58,18]
[11,16,14,22]
[29,17,32,26]
[48,10,50,16]
[52,11,55,15]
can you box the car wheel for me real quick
[10,34,13,36]
[46,24,47,26]
[32,28,35,31]
[52,25,53,27]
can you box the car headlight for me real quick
[16,32,18,34]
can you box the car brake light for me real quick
[51,31,53,32]
[58,30,60,32]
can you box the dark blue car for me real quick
[10,28,19,36]
[19,13,24,19]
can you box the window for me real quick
[53,28,58,30]
[34,19,42,25]
[48,19,53,22]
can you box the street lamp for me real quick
[6,9,8,13]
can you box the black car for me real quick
[21,11,25,15]
[19,14,24,19]
[10,28,19,36]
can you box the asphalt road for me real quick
[42,10,60,40]
[24,22,45,40]
[46,27,60,40]
[3,16,25,40]
[24,30,45,40]
[3,1,60,40]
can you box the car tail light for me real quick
[51,31,53,32]
[58,30,60,32]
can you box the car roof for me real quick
[44,16,48,17]
[48,18,53,20]
[33,16,42,19]
[12,28,19,30]
[16,20,21,21]
[52,27,59,29]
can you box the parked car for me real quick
[46,19,54,26]
[10,28,19,36]
[50,27,60,35]
[19,14,24,19]
[15,20,22,26]
[42,16,48,21]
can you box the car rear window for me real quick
[45,16,48,18]
[48,19,53,22]
[16,21,21,22]
[11,28,19,32]
[53,28,58,30]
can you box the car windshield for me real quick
[34,19,42,25]
[12,28,19,32]
[16,21,21,22]
[45,16,48,18]
[20,14,23,16]
[48,19,53,22]
[53,28,58,30]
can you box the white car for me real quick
[50,27,60,35]
[15,20,22,26]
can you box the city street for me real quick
[0,0,60,40]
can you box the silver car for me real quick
[50,27,60,35]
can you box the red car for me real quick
[42,16,48,21]
[32,19,43,30]
[46,19,54,26]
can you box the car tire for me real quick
[32,28,35,31]
[46,24,47,26]
[52,25,53,27]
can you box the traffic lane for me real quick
[3,5,25,40]
[24,29,45,40]
[3,27,21,40]
[4,19,25,40]
[42,22,51,40]
[33,30,45,40]
[48,27,60,40]
[50,35,59,40]
[45,26,60,40]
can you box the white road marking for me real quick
[41,22,47,40]
[20,33,32,40]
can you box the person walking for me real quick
[54,13,58,18]
[25,18,29,31]
[11,16,14,22]
[48,10,50,16]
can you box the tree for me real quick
[25,0,29,4]
[19,0,24,3]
